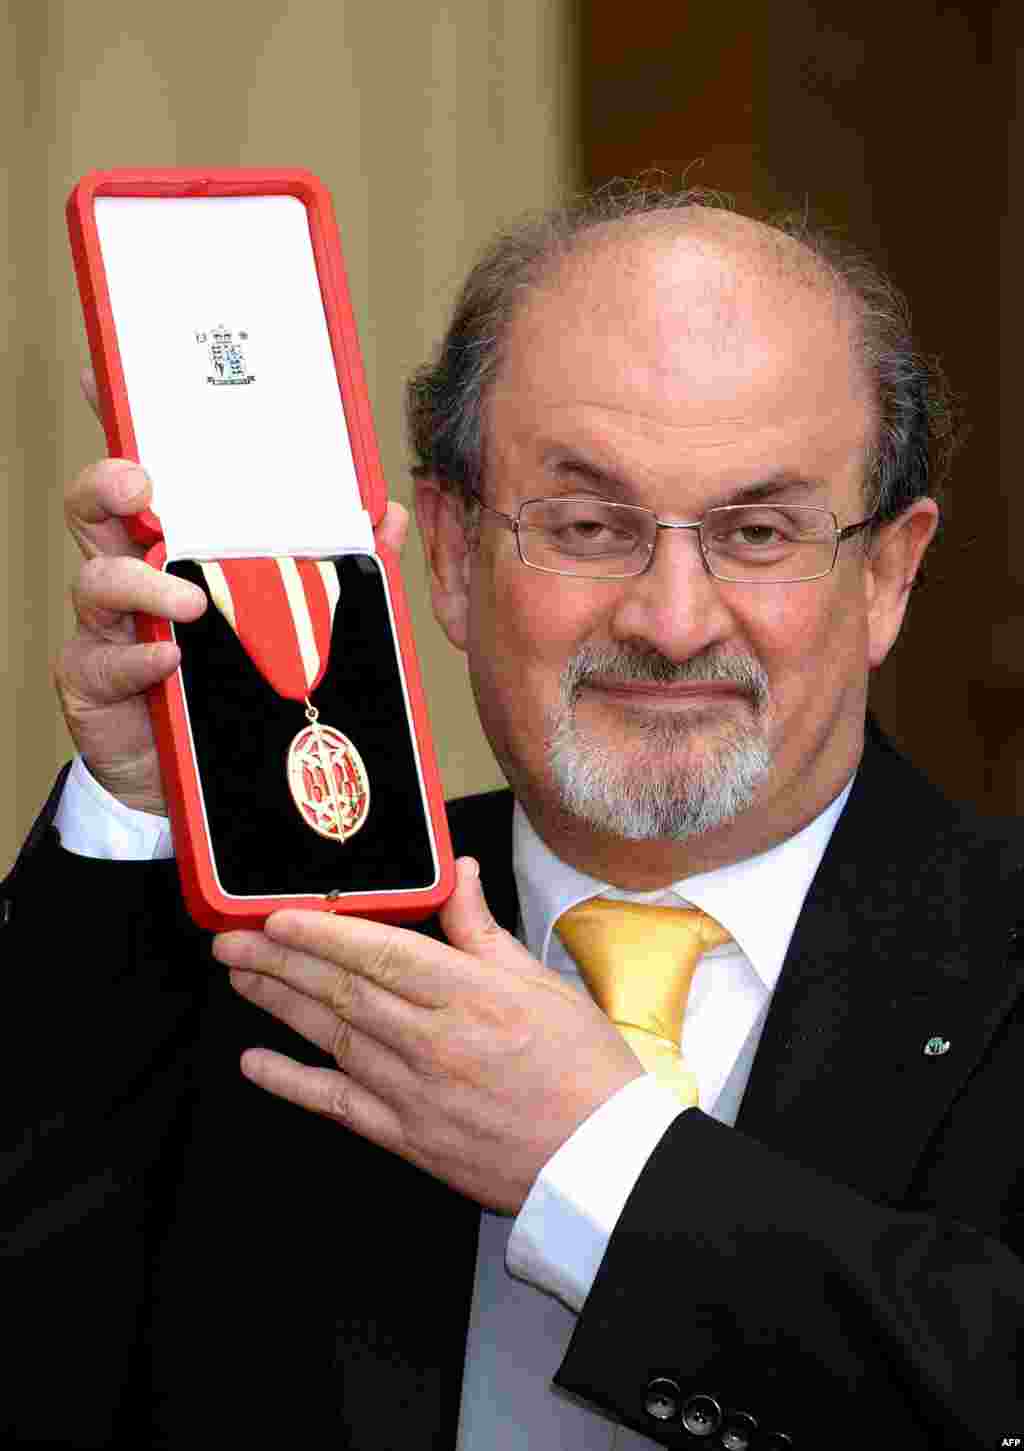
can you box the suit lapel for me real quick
[737,731,1024,1204]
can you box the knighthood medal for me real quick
[199,558,370,843]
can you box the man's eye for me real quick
[734,523,783,545]
[562,519,616,540]
[709,512,798,551]
[548,517,636,554]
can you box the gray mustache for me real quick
[562,645,769,707]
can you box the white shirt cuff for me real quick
[506,1073,686,1312]
[53,755,174,861]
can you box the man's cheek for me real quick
[742,600,834,718]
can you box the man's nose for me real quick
[606,525,737,661]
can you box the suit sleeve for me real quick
[554,1106,1024,1449]
[2,773,213,1446]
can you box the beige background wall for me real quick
[1,0,578,873]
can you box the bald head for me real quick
[566,206,836,292]
[527,208,861,392]
[407,186,955,527]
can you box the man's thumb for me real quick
[440,856,506,957]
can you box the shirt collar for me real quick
[513,776,854,994]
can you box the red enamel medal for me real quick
[286,708,370,841]
[200,558,370,842]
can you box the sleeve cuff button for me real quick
[681,1392,723,1436]
[643,1378,681,1422]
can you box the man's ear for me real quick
[413,477,473,652]
[865,497,940,668]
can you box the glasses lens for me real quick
[702,505,836,582]
[518,498,655,577]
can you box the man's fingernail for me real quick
[212,934,239,964]
[109,463,147,503]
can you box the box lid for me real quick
[67,169,385,560]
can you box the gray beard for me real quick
[546,644,773,842]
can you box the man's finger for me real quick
[71,555,207,632]
[438,857,538,971]
[217,928,435,1034]
[253,910,468,1006]
[66,459,153,561]
[438,858,590,1013]
[375,499,410,557]
[229,963,356,1059]
[229,967,419,1093]
[256,863,540,1000]
[238,1047,406,1151]
[56,638,182,707]
[217,917,451,1011]
[224,931,435,1051]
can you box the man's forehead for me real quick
[491,210,870,427]
[522,211,848,355]
[487,213,874,488]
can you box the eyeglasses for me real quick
[470,492,877,583]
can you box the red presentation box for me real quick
[67,168,455,931]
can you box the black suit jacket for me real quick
[4,725,1023,1448]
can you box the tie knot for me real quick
[554,898,731,1044]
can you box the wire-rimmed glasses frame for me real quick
[469,490,878,584]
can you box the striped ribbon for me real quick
[199,558,341,701]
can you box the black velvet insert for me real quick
[169,555,436,899]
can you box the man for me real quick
[5,190,1022,1449]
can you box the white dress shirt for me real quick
[54,759,852,1449]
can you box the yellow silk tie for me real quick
[555,898,732,1107]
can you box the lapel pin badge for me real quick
[923,1036,951,1057]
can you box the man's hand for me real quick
[54,453,206,812]
[54,370,408,813]
[212,858,643,1213]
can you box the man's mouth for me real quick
[580,679,750,705]
[559,644,771,717]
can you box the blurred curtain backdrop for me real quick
[1,0,578,872]
[580,0,1024,814]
